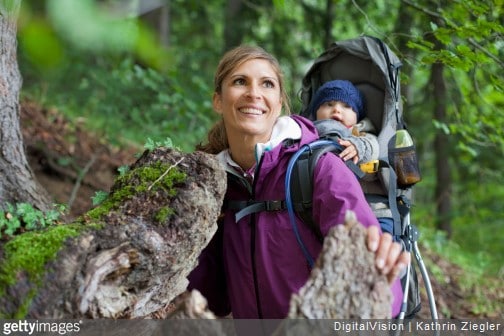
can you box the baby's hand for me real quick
[338,139,359,164]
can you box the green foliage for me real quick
[117,165,130,176]
[0,203,66,237]
[144,137,174,151]
[91,191,109,206]
[154,207,174,224]
[405,0,504,156]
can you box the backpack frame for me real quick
[295,35,437,321]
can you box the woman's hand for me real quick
[367,226,410,284]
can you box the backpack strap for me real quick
[382,161,402,237]
[227,200,288,222]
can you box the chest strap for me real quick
[226,200,303,222]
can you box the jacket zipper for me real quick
[250,155,265,318]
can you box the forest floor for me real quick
[19,99,502,320]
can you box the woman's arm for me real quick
[311,153,408,283]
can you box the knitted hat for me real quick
[310,80,366,121]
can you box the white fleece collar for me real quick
[217,116,302,173]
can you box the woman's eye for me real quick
[233,78,246,85]
[263,80,275,88]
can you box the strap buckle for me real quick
[265,200,284,211]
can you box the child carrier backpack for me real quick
[293,35,438,321]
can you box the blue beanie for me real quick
[310,80,366,121]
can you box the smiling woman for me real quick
[190,45,409,319]
[212,57,284,170]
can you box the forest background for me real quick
[10,0,503,317]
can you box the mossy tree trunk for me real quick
[0,148,226,319]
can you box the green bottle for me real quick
[395,129,414,148]
[394,129,421,186]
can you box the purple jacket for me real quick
[189,115,403,318]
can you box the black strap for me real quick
[346,161,365,179]
[227,200,293,222]
[375,159,402,237]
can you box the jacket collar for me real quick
[216,115,317,176]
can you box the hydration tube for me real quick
[284,139,343,269]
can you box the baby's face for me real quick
[316,100,357,128]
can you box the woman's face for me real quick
[213,58,282,143]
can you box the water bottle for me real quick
[392,129,421,187]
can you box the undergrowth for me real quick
[419,226,503,317]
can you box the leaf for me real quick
[118,165,130,176]
[432,120,451,135]
[92,191,109,206]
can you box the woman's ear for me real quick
[213,92,222,115]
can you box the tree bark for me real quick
[432,59,452,237]
[0,0,53,211]
[0,148,226,319]
[428,29,452,237]
[223,0,245,51]
[322,0,334,49]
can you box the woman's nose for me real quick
[246,83,261,98]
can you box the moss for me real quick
[154,207,174,223]
[116,161,187,195]
[87,161,186,221]
[0,224,86,317]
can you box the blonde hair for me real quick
[197,45,291,154]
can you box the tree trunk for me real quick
[0,148,227,319]
[425,19,452,237]
[432,59,452,237]
[394,0,415,106]
[223,0,245,51]
[0,0,52,211]
[322,0,334,49]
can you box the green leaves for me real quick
[0,203,66,237]
[91,191,109,206]
[144,137,173,151]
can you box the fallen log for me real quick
[0,148,226,319]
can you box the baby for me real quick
[309,79,379,165]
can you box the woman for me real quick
[189,45,409,319]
